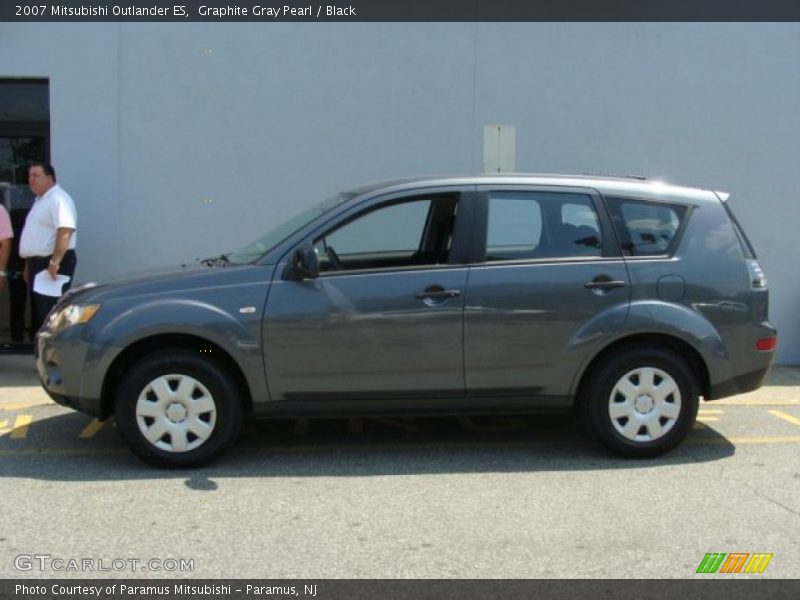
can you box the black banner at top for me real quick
[3,0,800,22]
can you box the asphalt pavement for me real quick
[1,354,798,579]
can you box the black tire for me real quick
[114,350,243,468]
[579,345,699,458]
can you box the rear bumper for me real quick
[709,364,774,400]
[707,320,777,400]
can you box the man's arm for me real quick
[46,227,75,280]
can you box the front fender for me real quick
[79,298,267,402]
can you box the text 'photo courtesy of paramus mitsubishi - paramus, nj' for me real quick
[35,174,776,467]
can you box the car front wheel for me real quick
[580,346,699,457]
[114,350,243,468]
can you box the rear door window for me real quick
[485,195,543,261]
[485,191,602,261]
[605,197,687,256]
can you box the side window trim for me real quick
[473,184,621,265]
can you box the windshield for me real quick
[227,192,355,265]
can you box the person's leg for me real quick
[31,291,57,332]
[27,256,51,334]
[8,274,27,342]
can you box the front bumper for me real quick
[35,331,108,418]
[42,390,105,418]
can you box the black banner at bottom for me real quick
[1,580,799,600]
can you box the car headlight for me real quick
[48,303,101,333]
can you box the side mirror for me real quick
[294,244,319,279]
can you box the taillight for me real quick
[756,337,777,352]
[746,259,767,290]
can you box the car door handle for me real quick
[584,280,627,290]
[414,289,462,300]
[584,276,628,292]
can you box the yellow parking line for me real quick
[696,417,719,422]
[9,415,32,439]
[711,400,800,406]
[689,435,800,445]
[0,402,51,411]
[768,410,800,427]
[79,418,106,438]
[729,435,800,444]
[0,448,126,457]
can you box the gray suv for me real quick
[35,175,776,467]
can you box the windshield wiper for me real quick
[199,253,231,267]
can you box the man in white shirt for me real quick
[20,163,78,333]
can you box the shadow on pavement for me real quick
[0,411,736,483]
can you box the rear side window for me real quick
[605,197,687,256]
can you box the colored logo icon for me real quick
[696,553,773,574]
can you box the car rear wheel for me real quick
[114,350,242,468]
[580,346,699,457]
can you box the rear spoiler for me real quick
[714,190,730,202]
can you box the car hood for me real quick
[63,263,275,304]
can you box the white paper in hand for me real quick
[33,270,71,297]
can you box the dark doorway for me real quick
[0,79,49,353]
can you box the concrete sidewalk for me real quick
[2,352,798,406]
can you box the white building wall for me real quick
[0,22,798,362]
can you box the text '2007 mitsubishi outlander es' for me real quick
[35,174,776,467]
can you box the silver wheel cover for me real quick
[608,367,681,443]
[135,374,217,453]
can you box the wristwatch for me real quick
[49,260,60,269]
[0,270,6,277]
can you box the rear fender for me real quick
[570,300,730,396]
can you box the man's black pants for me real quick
[8,273,29,341]
[27,249,77,334]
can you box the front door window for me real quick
[314,195,458,273]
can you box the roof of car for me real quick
[348,173,722,204]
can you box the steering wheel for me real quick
[325,246,343,270]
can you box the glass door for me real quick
[0,79,49,352]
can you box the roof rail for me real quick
[581,173,648,181]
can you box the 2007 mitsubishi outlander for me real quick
[35,174,777,467]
